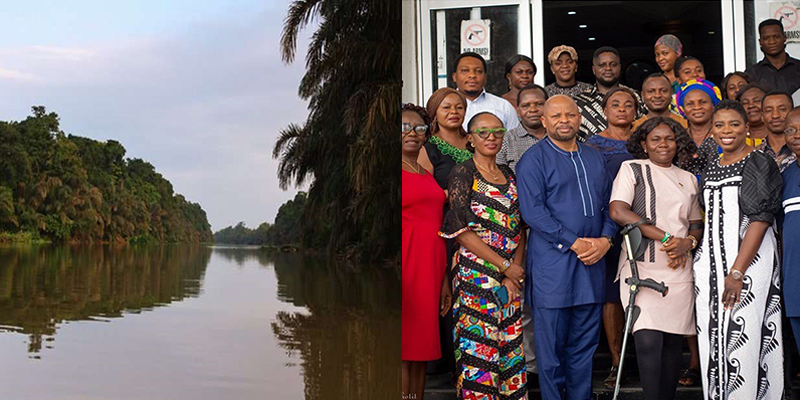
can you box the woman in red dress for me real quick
[402,103,452,400]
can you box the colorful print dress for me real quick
[695,151,784,399]
[440,159,527,400]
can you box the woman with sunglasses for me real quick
[441,111,528,400]
[402,103,451,400]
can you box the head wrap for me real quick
[676,79,722,117]
[547,45,578,64]
[655,34,683,57]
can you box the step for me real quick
[425,370,800,400]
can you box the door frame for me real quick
[416,0,532,105]
[414,0,747,105]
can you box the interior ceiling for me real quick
[543,1,720,49]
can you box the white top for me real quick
[461,89,521,132]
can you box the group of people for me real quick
[402,18,800,400]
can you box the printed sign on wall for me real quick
[772,2,800,43]
[460,19,491,60]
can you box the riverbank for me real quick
[0,231,50,244]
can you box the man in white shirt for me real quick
[452,52,520,131]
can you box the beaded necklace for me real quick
[428,135,472,164]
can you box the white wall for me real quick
[402,0,419,104]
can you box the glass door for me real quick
[418,0,532,104]
[539,1,725,90]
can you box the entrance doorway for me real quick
[415,1,736,105]
[542,1,724,90]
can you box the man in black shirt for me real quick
[745,19,800,95]
[574,46,645,140]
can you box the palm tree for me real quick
[275,0,400,261]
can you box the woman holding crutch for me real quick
[609,116,703,400]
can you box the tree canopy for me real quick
[273,0,400,262]
[0,107,212,243]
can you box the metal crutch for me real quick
[612,223,669,400]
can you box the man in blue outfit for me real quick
[516,95,618,399]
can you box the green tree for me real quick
[0,106,212,243]
[274,0,400,261]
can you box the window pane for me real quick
[430,5,519,96]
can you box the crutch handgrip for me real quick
[625,277,669,297]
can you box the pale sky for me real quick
[0,0,310,231]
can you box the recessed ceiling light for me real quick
[568,11,577,15]
[579,24,587,28]
[708,31,715,34]
[589,37,596,41]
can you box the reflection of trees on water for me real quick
[268,252,401,400]
[211,246,271,266]
[0,245,211,354]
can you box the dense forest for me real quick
[214,191,305,246]
[0,106,212,243]
[273,0,399,262]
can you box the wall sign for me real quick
[460,19,491,60]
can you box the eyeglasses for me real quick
[402,123,428,136]
[470,128,507,139]
[786,127,799,138]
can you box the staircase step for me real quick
[426,370,800,400]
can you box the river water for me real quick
[0,245,400,399]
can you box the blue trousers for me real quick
[534,303,602,400]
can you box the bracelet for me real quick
[687,235,698,250]
[661,232,673,244]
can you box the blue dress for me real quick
[585,134,633,303]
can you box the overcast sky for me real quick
[0,0,310,231]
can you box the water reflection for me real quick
[0,245,399,399]
[0,245,211,354]
[268,252,401,400]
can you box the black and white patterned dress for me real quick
[695,150,783,400]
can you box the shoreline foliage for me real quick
[0,107,212,243]
[214,191,305,246]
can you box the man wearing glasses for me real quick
[574,46,646,141]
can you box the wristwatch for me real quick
[730,269,743,281]
[602,235,614,246]
[502,259,511,272]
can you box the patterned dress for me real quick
[441,159,527,400]
[694,151,783,400]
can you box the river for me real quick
[0,245,400,400]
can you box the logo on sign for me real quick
[460,19,491,60]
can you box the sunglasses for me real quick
[470,127,507,139]
[402,123,428,136]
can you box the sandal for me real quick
[678,368,700,386]
[604,366,624,389]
